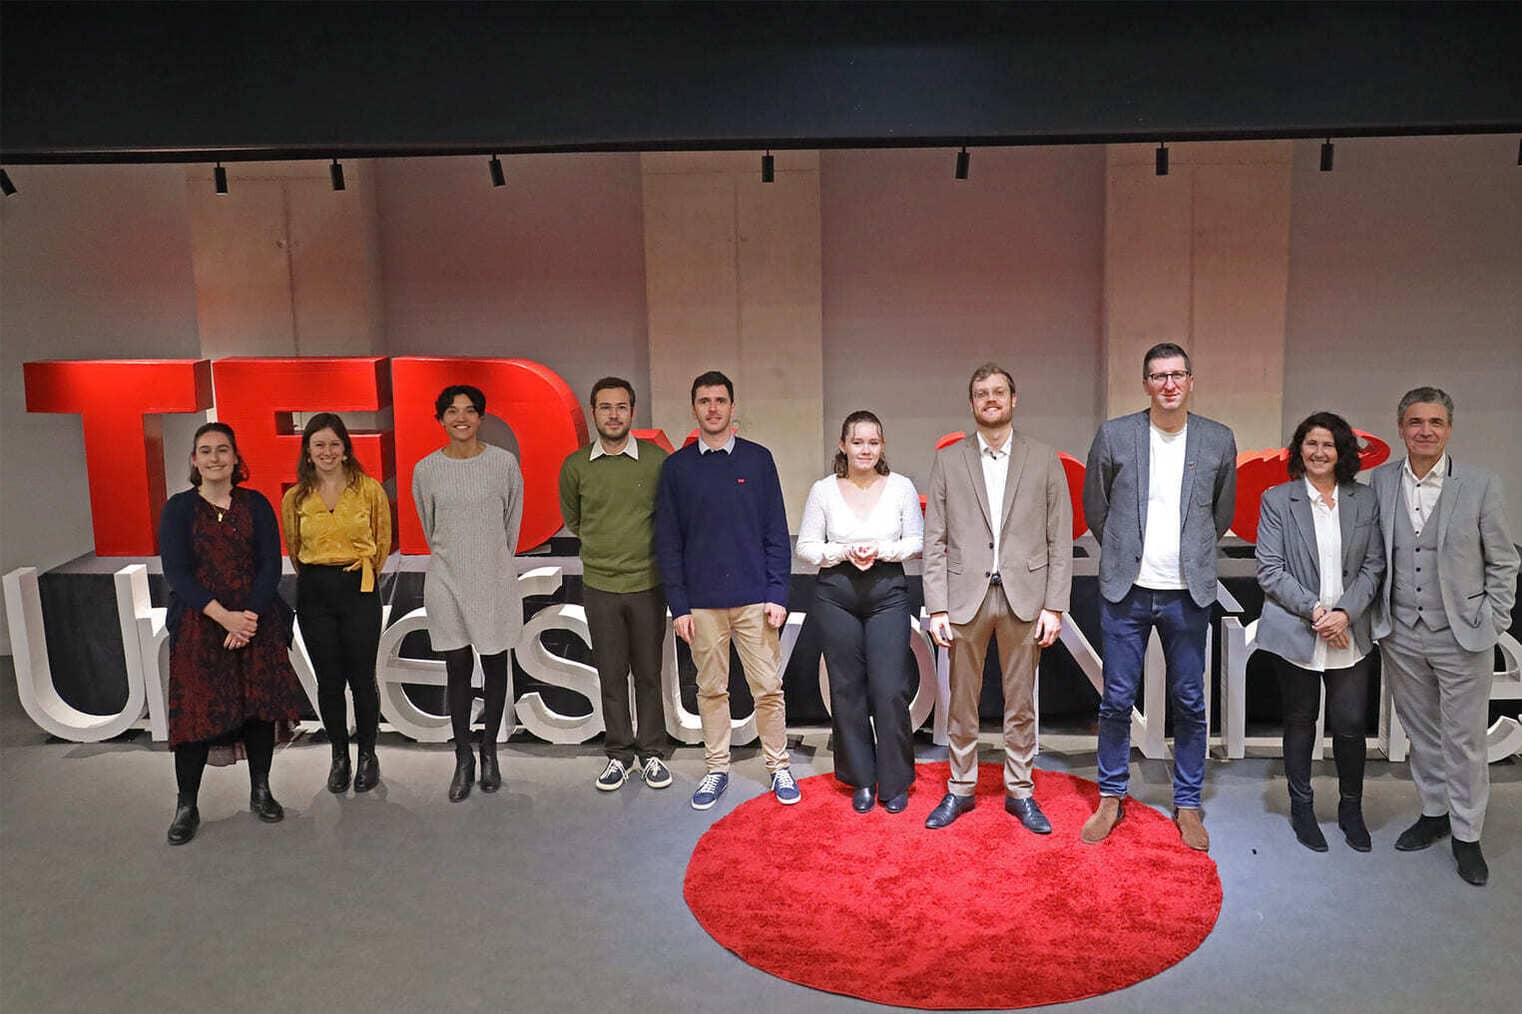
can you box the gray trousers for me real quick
[1380,621,1494,841]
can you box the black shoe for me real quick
[479,746,501,793]
[166,798,200,846]
[852,786,876,813]
[353,751,380,793]
[250,780,284,823]
[326,750,352,794]
[1453,839,1489,886]
[882,791,909,814]
[1338,798,1371,852]
[448,751,476,802]
[924,793,976,829]
[1290,801,1328,852]
[1394,813,1450,851]
[1005,795,1052,835]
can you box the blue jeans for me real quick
[1097,586,1210,807]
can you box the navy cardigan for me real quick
[158,487,285,640]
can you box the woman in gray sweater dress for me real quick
[413,384,524,801]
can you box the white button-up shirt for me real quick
[1401,453,1446,536]
[977,432,1010,569]
[1306,479,1363,672]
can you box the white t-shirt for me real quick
[1136,422,1188,590]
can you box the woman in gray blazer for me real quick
[1255,412,1385,853]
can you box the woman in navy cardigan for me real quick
[158,422,305,846]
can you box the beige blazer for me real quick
[923,431,1073,624]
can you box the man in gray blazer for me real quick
[1080,342,1237,851]
[1371,386,1518,886]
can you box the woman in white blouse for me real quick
[1255,412,1385,853]
[797,410,924,814]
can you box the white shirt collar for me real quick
[1402,453,1447,488]
[1303,477,1337,509]
[698,433,737,455]
[589,438,638,461]
[976,432,1010,459]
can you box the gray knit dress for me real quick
[412,444,525,655]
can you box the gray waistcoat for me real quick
[1390,483,1447,631]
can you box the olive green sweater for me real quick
[558,439,669,593]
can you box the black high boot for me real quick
[479,742,502,793]
[326,744,352,794]
[448,748,475,802]
[1290,800,1328,852]
[167,795,200,846]
[353,749,380,793]
[250,777,285,822]
[1338,797,1372,852]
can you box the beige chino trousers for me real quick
[947,585,1039,798]
[689,605,790,774]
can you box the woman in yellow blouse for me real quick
[281,413,391,794]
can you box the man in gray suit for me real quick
[1080,342,1237,851]
[1371,386,1518,886]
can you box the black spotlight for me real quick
[214,162,229,195]
[1320,139,1335,173]
[955,146,970,180]
[488,155,506,188]
[0,168,15,197]
[761,150,774,183]
[1155,143,1169,176]
[330,159,346,192]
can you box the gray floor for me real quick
[2,668,1519,1014]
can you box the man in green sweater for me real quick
[559,377,674,792]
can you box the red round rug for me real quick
[684,762,1222,1010]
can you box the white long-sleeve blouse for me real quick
[795,472,924,567]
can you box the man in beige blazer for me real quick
[923,363,1073,832]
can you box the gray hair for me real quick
[1396,386,1454,426]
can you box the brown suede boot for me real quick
[1174,806,1210,851]
[1081,796,1125,844]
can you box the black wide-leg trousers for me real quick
[297,564,383,755]
[812,562,916,799]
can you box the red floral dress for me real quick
[167,490,306,752]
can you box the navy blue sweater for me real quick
[159,486,285,642]
[654,437,791,617]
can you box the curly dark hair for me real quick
[290,412,367,505]
[1287,411,1362,485]
[187,421,249,486]
[832,410,891,478]
[434,384,486,420]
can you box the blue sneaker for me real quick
[771,769,801,805]
[691,772,729,811]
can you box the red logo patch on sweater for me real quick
[736,478,746,484]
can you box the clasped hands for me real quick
[1310,605,1350,650]
[211,603,259,651]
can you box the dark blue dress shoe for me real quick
[882,790,909,814]
[924,793,976,829]
[1453,839,1489,886]
[1005,795,1052,834]
[852,786,876,813]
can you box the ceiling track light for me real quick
[1320,139,1335,172]
[955,146,970,181]
[761,150,774,183]
[0,168,15,197]
[214,162,228,195]
[330,158,346,192]
[488,155,506,188]
[1155,143,1169,177]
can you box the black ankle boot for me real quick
[167,796,200,846]
[448,750,475,802]
[326,747,352,794]
[250,778,285,823]
[479,744,501,793]
[1338,798,1372,852]
[1290,801,1328,852]
[353,750,380,793]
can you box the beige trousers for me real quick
[947,585,1039,798]
[689,605,790,774]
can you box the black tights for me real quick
[1276,654,1371,806]
[173,719,276,803]
[443,646,509,756]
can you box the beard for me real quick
[596,420,630,441]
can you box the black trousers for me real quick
[297,564,382,754]
[812,562,916,799]
[584,585,671,764]
[1274,652,1371,806]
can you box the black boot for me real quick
[250,778,285,823]
[1338,797,1372,852]
[479,743,502,793]
[1290,800,1328,852]
[326,746,352,794]
[353,750,380,793]
[448,749,475,802]
[167,795,200,846]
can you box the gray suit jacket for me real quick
[923,431,1073,625]
[1254,479,1385,666]
[1370,458,1520,653]
[1083,410,1238,608]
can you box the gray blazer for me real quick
[1254,479,1384,666]
[1369,458,1520,653]
[1083,410,1238,608]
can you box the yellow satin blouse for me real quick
[280,474,391,592]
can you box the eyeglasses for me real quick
[1146,370,1191,385]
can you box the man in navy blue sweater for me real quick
[655,370,798,810]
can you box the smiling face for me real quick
[692,384,734,438]
[192,430,238,485]
[839,420,884,475]
[1299,426,1338,484]
[969,373,1015,430]
[1400,401,1451,465]
[1143,354,1194,414]
[306,426,347,477]
[592,386,633,444]
[440,393,482,445]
